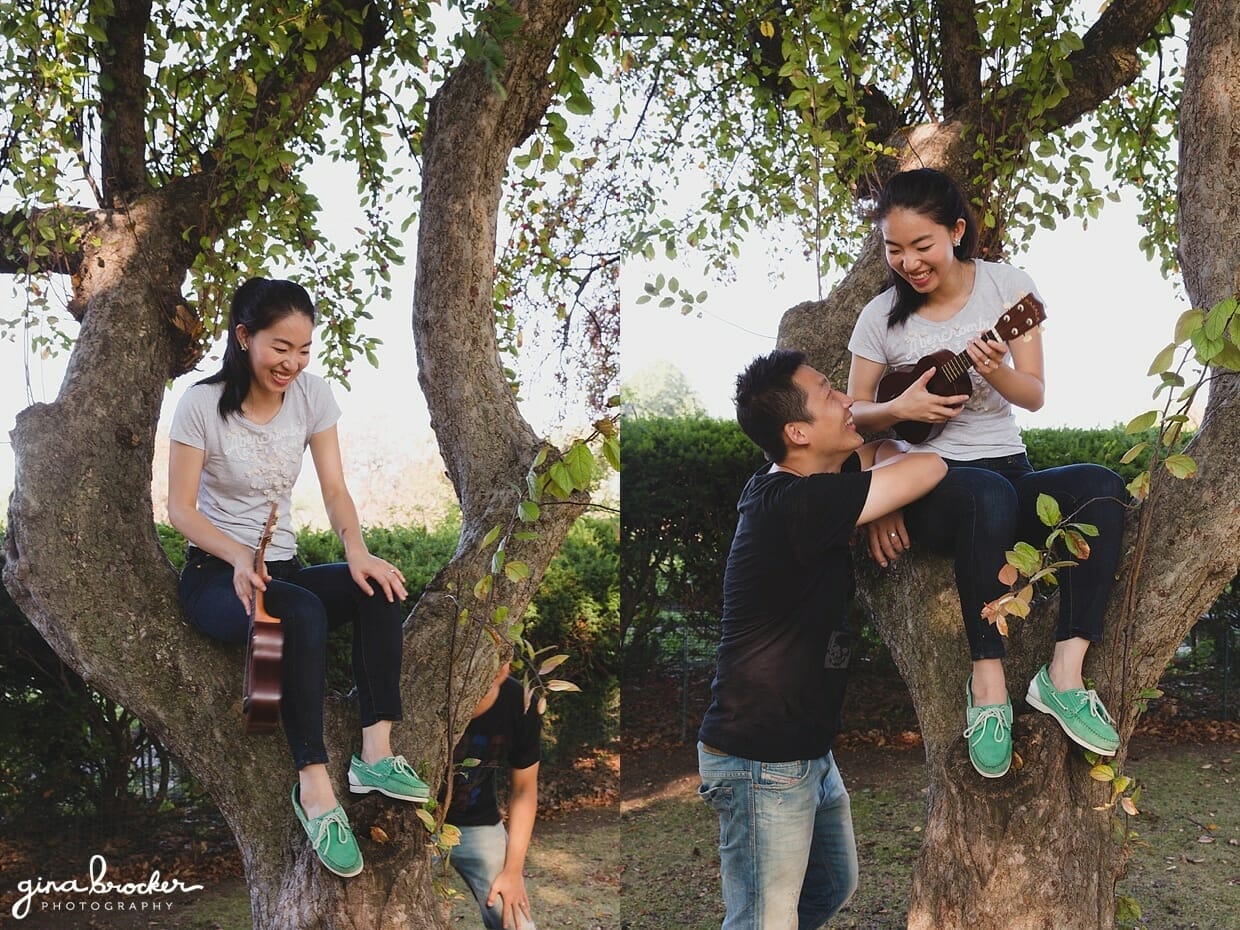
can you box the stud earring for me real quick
[240,343,248,352]
[953,238,962,247]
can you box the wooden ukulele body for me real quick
[243,595,283,734]
[242,503,283,734]
[876,350,972,444]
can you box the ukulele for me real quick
[242,502,283,734]
[875,293,1047,444]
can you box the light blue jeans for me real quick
[697,744,858,929]
[449,822,538,930]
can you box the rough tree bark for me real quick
[775,3,1240,928]
[2,2,588,928]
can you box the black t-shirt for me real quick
[444,676,542,828]
[698,455,872,762]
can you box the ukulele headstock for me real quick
[995,294,1046,344]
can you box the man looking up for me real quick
[698,348,947,929]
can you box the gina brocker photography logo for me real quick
[9,853,204,921]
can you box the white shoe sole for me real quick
[971,759,1011,779]
[1025,686,1118,756]
[347,771,430,802]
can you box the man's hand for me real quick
[487,866,534,929]
[864,510,908,568]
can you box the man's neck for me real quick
[773,450,849,477]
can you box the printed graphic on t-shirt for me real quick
[220,422,306,502]
[823,629,850,670]
[450,731,509,815]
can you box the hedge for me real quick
[0,512,617,819]
[620,415,1166,668]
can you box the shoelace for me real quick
[1079,689,1114,724]
[309,807,353,852]
[386,754,421,781]
[963,706,1009,741]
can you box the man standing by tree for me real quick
[444,661,541,930]
[697,348,946,929]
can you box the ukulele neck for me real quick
[936,327,1002,383]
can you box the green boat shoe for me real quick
[964,676,1013,778]
[292,785,363,878]
[1025,665,1119,756]
[347,753,430,803]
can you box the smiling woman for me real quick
[165,276,428,880]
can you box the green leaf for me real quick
[1204,295,1237,339]
[518,500,540,523]
[1006,541,1041,577]
[1089,763,1116,782]
[473,575,493,600]
[415,807,437,831]
[481,524,503,548]
[565,442,594,488]
[503,560,531,583]
[1124,411,1158,435]
[1036,493,1062,527]
[1163,454,1197,479]
[1146,343,1176,376]
[603,435,620,471]
[1215,338,1240,372]
[564,92,593,116]
[545,679,581,692]
[548,461,573,497]
[1119,442,1148,465]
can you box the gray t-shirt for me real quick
[169,373,341,560]
[848,260,1042,460]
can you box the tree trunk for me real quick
[777,37,1240,919]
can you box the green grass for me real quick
[620,742,1240,930]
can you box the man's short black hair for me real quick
[734,349,811,463]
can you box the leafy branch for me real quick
[414,415,619,855]
[979,492,1098,636]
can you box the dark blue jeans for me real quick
[179,549,404,770]
[902,453,1127,660]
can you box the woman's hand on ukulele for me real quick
[347,550,408,603]
[865,511,909,568]
[231,558,270,611]
[966,336,1008,376]
[896,367,969,425]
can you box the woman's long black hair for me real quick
[870,168,979,329]
[199,277,316,419]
